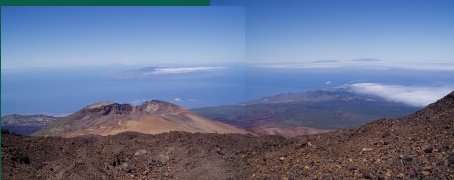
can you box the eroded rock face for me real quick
[80,100,184,115]
[81,103,134,115]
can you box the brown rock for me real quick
[423,145,433,153]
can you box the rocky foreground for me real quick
[2,92,454,179]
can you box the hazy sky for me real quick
[1,6,245,69]
[215,0,454,64]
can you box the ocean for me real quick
[2,65,454,115]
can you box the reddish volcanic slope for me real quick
[33,100,248,137]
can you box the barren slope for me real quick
[33,100,247,137]
[2,92,453,179]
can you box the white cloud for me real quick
[325,81,332,85]
[173,97,182,102]
[348,83,453,107]
[113,66,227,79]
[145,66,226,75]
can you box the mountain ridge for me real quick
[5,88,418,138]
[33,100,248,137]
[193,88,419,131]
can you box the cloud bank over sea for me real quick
[348,83,453,107]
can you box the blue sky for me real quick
[2,1,454,69]
[215,0,454,64]
[1,6,245,69]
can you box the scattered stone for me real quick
[381,132,391,138]
[421,170,430,176]
[142,170,149,175]
[448,153,454,167]
[121,162,129,169]
[441,144,450,151]
[215,147,224,156]
[384,170,392,177]
[422,166,432,171]
[401,155,413,165]
[423,145,433,153]
[363,173,372,179]
[134,149,148,156]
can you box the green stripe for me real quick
[0,0,210,6]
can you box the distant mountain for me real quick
[246,88,386,104]
[33,100,247,137]
[192,88,419,133]
[1,114,60,135]
[351,58,381,62]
